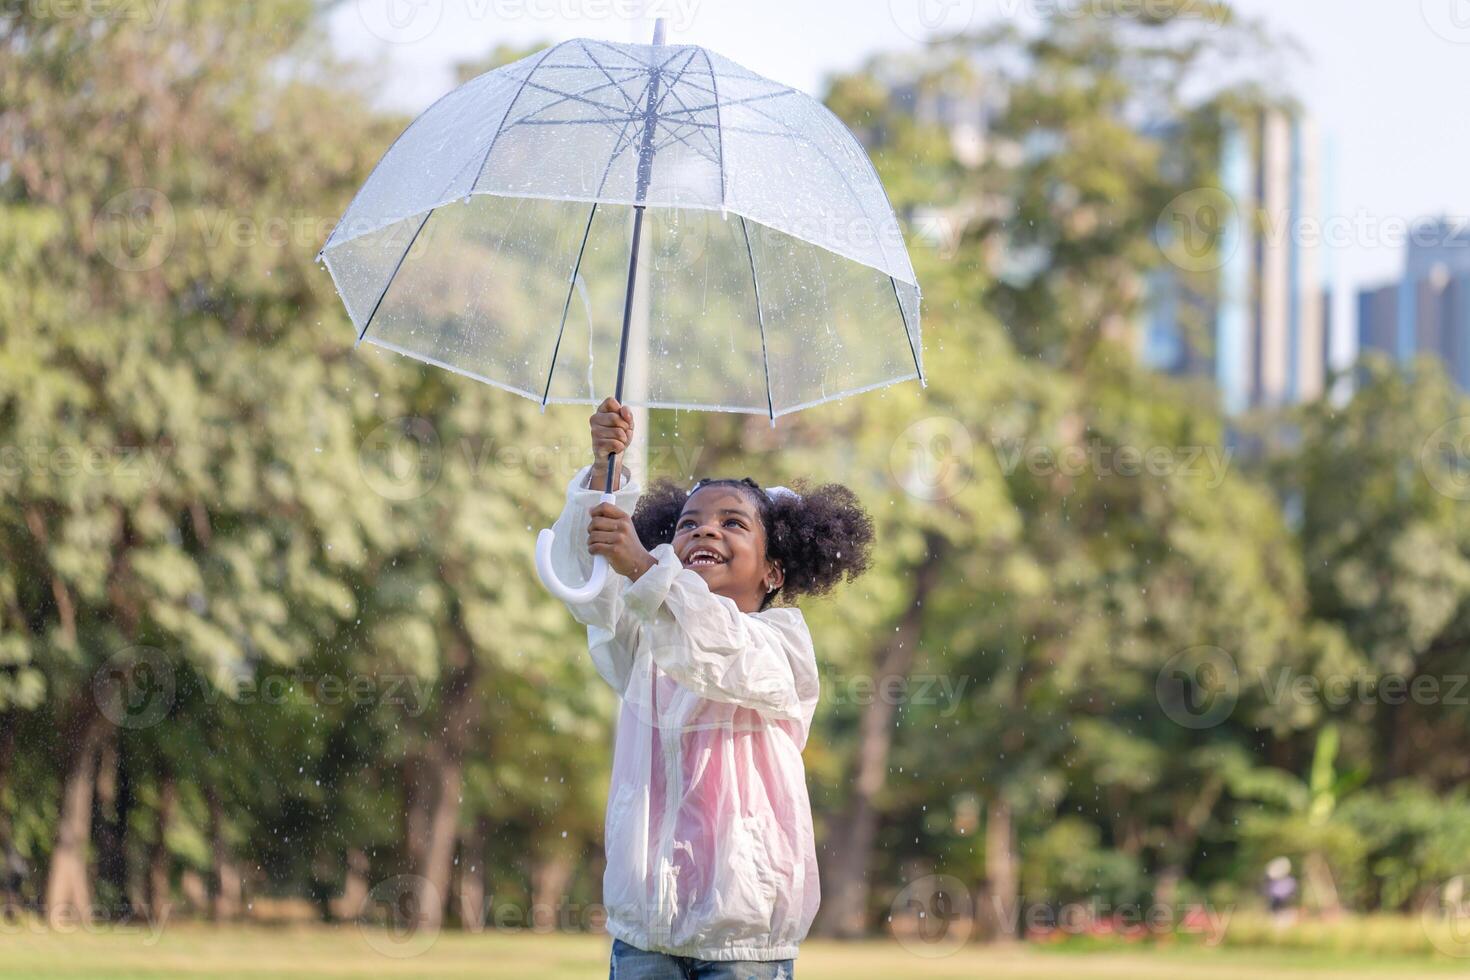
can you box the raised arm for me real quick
[544,397,649,694]
[619,544,820,727]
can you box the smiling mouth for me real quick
[683,548,727,567]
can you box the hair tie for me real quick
[690,478,800,504]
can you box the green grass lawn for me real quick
[1,925,1467,979]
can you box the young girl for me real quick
[546,397,874,979]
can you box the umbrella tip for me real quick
[652,18,665,45]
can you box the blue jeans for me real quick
[609,937,795,979]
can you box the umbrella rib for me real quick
[652,49,701,116]
[654,44,691,74]
[511,117,643,126]
[579,39,640,114]
[712,94,894,274]
[649,119,721,167]
[652,76,721,166]
[319,64,533,257]
[699,47,725,208]
[533,61,643,74]
[542,202,600,409]
[518,80,640,125]
[650,113,885,255]
[518,78,634,120]
[739,215,776,424]
[356,208,433,346]
[594,72,659,196]
[661,88,794,117]
[469,41,564,194]
[890,275,924,383]
[595,128,637,195]
[577,39,647,70]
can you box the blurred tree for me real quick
[1,0,1466,945]
[1229,724,1370,913]
[804,2,1306,940]
[1268,355,1470,786]
[0,0,384,922]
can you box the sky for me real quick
[329,1,1470,363]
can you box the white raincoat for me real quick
[548,464,822,961]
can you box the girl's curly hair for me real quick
[631,475,875,611]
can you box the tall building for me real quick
[1448,274,1470,390]
[1142,108,1328,414]
[1358,282,1397,358]
[854,53,1011,263]
[881,59,1005,170]
[1357,219,1470,391]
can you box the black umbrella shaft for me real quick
[604,27,664,495]
[605,204,646,493]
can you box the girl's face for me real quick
[673,485,783,613]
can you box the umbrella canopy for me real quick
[318,32,924,421]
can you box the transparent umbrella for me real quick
[318,21,924,601]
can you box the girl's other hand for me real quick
[585,396,632,490]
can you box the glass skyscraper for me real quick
[1359,219,1470,391]
[1142,108,1327,414]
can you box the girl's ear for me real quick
[763,560,784,594]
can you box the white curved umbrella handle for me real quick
[536,491,617,603]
